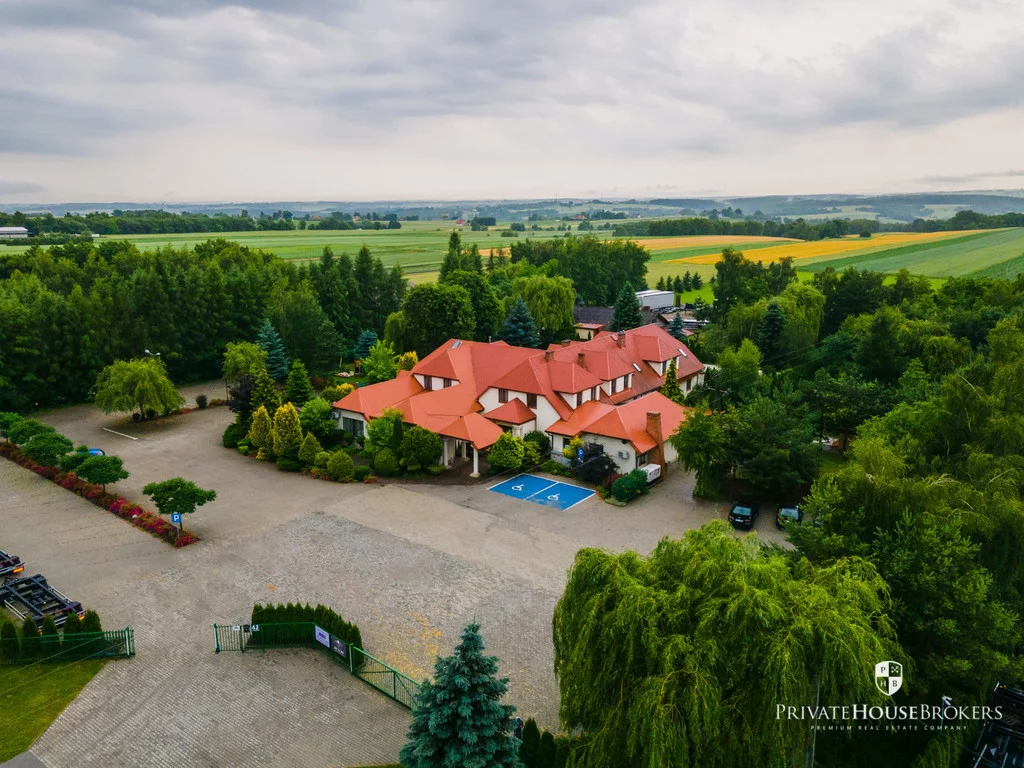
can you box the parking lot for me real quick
[489,474,595,510]
[1,388,786,766]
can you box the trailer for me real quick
[0,574,83,628]
[0,549,25,580]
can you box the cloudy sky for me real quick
[1,0,1022,203]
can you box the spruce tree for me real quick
[500,297,541,349]
[20,616,40,657]
[668,310,686,340]
[283,360,315,405]
[656,276,666,291]
[256,319,289,380]
[673,275,683,293]
[610,282,643,331]
[354,329,378,360]
[660,359,685,404]
[692,272,703,289]
[682,271,693,291]
[756,301,788,369]
[400,623,521,768]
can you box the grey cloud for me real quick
[0,180,44,196]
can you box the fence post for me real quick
[349,646,354,675]
[128,627,134,657]
[393,669,397,701]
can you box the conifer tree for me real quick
[298,432,322,466]
[256,319,289,380]
[247,405,273,460]
[536,731,556,768]
[500,297,541,349]
[656,276,666,290]
[251,366,281,415]
[660,358,685,404]
[692,272,703,289]
[283,360,315,405]
[272,403,302,457]
[354,329,378,360]
[668,310,686,341]
[519,718,540,767]
[20,616,40,657]
[400,623,521,768]
[610,282,643,331]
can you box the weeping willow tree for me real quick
[552,521,903,768]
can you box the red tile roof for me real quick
[547,391,688,453]
[333,325,702,448]
[483,398,536,425]
[437,412,505,450]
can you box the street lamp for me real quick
[144,349,161,359]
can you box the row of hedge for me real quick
[0,442,198,547]
[519,717,574,768]
[0,611,104,664]
[250,603,362,652]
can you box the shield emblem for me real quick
[875,661,903,695]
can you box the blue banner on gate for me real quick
[314,625,329,647]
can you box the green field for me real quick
[800,228,1024,277]
[0,660,106,761]
[0,220,612,275]
[3,221,1022,283]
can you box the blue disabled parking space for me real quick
[489,474,595,511]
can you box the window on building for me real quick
[637,452,649,465]
[590,386,597,400]
[527,393,537,408]
[443,378,453,388]
[576,392,583,407]
[498,388,509,403]
[611,378,618,394]
[342,417,364,438]
[685,378,692,392]
[562,437,570,449]
[424,375,433,391]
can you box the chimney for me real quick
[645,411,667,476]
[544,349,554,362]
[616,332,626,348]
[577,352,586,368]
[561,339,572,346]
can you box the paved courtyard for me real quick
[1,386,785,766]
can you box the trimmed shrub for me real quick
[298,433,323,466]
[250,602,362,653]
[40,616,59,657]
[611,469,650,503]
[344,444,361,455]
[196,394,209,409]
[327,451,355,481]
[524,430,550,457]
[276,456,303,472]
[354,465,371,481]
[522,440,541,468]
[537,731,556,768]
[314,451,331,469]
[62,613,82,634]
[59,446,91,473]
[222,420,249,448]
[399,425,443,471]
[574,453,619,485]
[488,432,525,472]
[373,448,400,477]
[0,621,19,662]
[81,610,103,633]
[238,445,250,456]
[519,718,540,768]
[20,617,40,657]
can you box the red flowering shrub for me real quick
[1,443,200,549]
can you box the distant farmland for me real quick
[3,222,1022,282]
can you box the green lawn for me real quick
[0,660,106,761]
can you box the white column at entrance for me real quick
[442,438,449,466]
[471,445,480,477]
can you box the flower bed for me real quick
[0,442,198,548]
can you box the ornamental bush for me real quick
[524,431,551,457]
[373,448,400,477]
[354,465,372,481]
[522,440,542,468]
[399,425,443,471]
[327,451,355,482]
[611,469,650,502]
[298,433,323,466]
[314,451,331,469]
[222,420,249,448]
[20,617,41,657]
[488,432,525,472]
[272,403,302,457]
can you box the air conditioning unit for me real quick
[617,450,629,460]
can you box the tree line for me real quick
[0,208,403,238]
[614,208,1024,240]
[0,238,405,410]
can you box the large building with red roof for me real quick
[333,324,704,476]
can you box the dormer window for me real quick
[527,393,537,408]
[424,375,433,391]
[498,388,509,404]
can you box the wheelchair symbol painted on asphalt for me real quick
[512,484,524,491]
[548,494,559,500]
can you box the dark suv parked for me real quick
[727,503,759,530]
[776,505,803,529]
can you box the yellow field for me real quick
[672,231,982,265]
[634,234,795,251]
